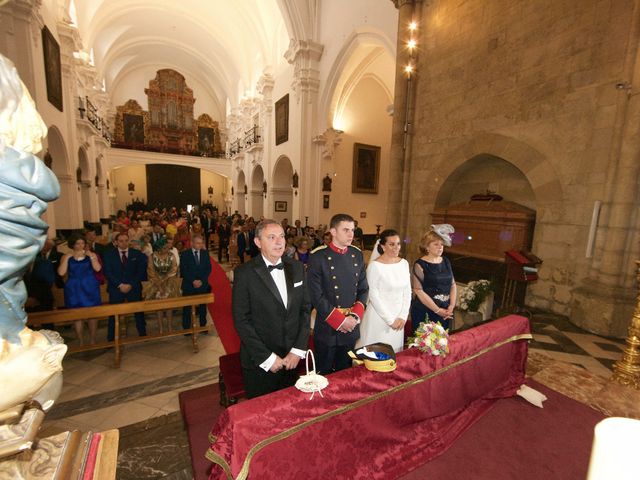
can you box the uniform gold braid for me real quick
[205,333,533,480]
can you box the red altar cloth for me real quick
[206,315,532,480]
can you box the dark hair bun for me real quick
[377,229,399,254]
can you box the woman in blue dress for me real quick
[58,234,102,345]
[410,225,457,332]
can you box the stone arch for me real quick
[320,27,396,129]
[45,126,70,176]
[271,155,293,222]
[426,133,563,208]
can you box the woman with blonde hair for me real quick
[410,224,457,332]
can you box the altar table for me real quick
[206,315,532,480]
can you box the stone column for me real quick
[386,0,422,235]
[285,39,323,225]
[571,1,640,337]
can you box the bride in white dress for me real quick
[357,230,412,352]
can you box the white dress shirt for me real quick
[259,255,306,372]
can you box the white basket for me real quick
[295,350,328,399]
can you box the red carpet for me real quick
[180,380,603,480]
[207,256,240,354]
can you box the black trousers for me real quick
[243,365,298,399]
[218,240,229,262]
[313,340,354,375]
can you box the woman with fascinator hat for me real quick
[410,224,457,332]
[144,236,182,333]
[356,229,411,352]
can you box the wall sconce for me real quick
[207,185,214,197]
[263,181,268,198]
[292,171,299,196]
[231,186,235,196]
[244,184,248,196]
[128,181,135,196]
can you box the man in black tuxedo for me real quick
[201,208,216,250]
[180,234,212,329]
[233,219,311,398]
[103,232,148,341]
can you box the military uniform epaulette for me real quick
[311,244,327,254]
[348,244,361,252]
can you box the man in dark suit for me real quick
[233,219,311,398]
[217,218,231,263]
[180,234,212,329]
[103,232,148,341]
[201,208,216,251]
[307,213,368,374]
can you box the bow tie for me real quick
[268,264,284,271]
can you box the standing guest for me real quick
[166,234,180,267]
[201,208,216,250]
[145,237,181,334]
[322,231,332,246]
[281,218,289,231]
[353,220,364,250]
[84,226,105,258]
[151,223,165,244]
[307,213,369,374]
[140,234,153,256]
[293,237,311,266]
[233,219,311,398]
[217,218,231,263]
[175,224,191,252]
[356,230,411,352]
[180,234,212,329]
[103,232,148,341]
[128,219,144,247]
[410,225,457,332]
[293,219,304,237]
[24,239,60,313]
[58,234,102,345]
[246,220,259,258]
[284,234,296,258]
[237,221,250,263]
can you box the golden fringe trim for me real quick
[205,333,533,480]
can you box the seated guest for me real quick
[284,234,296,258]
[144,236,181,334]
[410,225,457,332]
[233,219,311,398]
[322,231,332,247]
[180,234,212,329]
[356,229,411,352]
[103,232,148,341]
[58,234,102,345]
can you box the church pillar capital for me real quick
[284,39,324,103]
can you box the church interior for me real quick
[1,0,640,478]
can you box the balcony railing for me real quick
[78,96,112,144]
[227,125,262,157]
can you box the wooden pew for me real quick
[28,293,215,367]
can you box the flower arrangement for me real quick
[458,280,492,312]
[406,321,450,357]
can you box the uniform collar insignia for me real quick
[329,242,348,255]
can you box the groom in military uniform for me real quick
[307,213,368,374]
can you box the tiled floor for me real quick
[35,252,639,478]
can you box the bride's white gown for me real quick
[357,259,412,352]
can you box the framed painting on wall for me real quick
[352,143,380,194]
[42,26,63,112]
[275,201,287,212]
[275,94,289,145]
[123,113,144,145]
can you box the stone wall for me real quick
[387,0,640,336]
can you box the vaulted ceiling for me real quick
[72,0,295,117]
